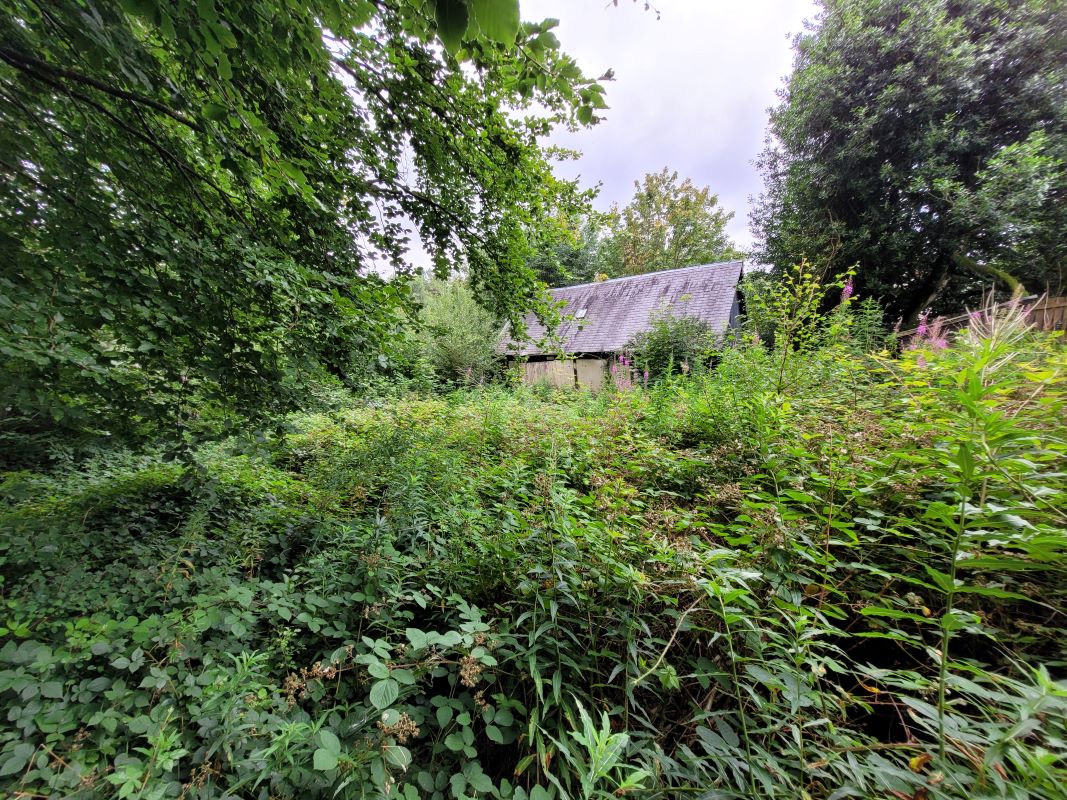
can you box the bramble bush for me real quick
[1,275,1065,799]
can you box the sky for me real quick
[523,0,820,250]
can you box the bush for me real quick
[415,280,503,388]
[627,306,718,383]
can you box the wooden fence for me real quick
[898,296,1067,340]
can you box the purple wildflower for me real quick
[916,310,930,337]
[643,369,649,387]
[841,277,854,302]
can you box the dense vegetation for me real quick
[527,168,742,288]
[0,0,602,437]
[753,0,1067,323]
[3,2,1065,799]
[3,283,1065,798]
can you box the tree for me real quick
[0,0,607,440]
[599,168,741,277]
[526,209,614,287]
[752,0,1067,324]
[415,279,502,386]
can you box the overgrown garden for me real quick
[2,277,1065,798]
[2,0,1065,798]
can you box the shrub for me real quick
[628,306,718,383]
[416,280,503,388]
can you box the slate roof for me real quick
[504,260,743,357]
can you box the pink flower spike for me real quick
[841,278,854,302]
[916,311,930,337]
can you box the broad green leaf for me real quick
[434,0,468,53]
[313,748,338,771]
[369,678,399,709]
[405,627,428,650]
[383,744,411,770]
[368,661,391,679]
[470,0,520,43]
[319,729,341,755]
[203,102,229,121]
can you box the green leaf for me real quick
[956,442,975,482]
[466,767,493,793]
[369,678,399,709]
[119,0,158,20]
[405,627,428,650]
[211,21,237,49]
[313,748,338,771]
[451,773,468,796]
[319,729,341,755]
[577,105,593,125]
[858,606,933,624]
[0,743,34,777]
[469,0,520,43]
[203,102,228,121]
[391,668,416,685]
[434,0,468,53]
[383,744,412,770]
[924,564,956,592]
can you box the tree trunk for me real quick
[902,261,952,328]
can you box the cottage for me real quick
[504,260,744,389]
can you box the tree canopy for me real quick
[752,0,1067,324]
[0,0,606,439]
[524,201,613,287]
[525,168,741,287]
[599,168,741,277]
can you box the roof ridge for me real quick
[550,259,743,292]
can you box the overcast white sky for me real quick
[523,0,819,250]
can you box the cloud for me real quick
[524,0,818,249]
